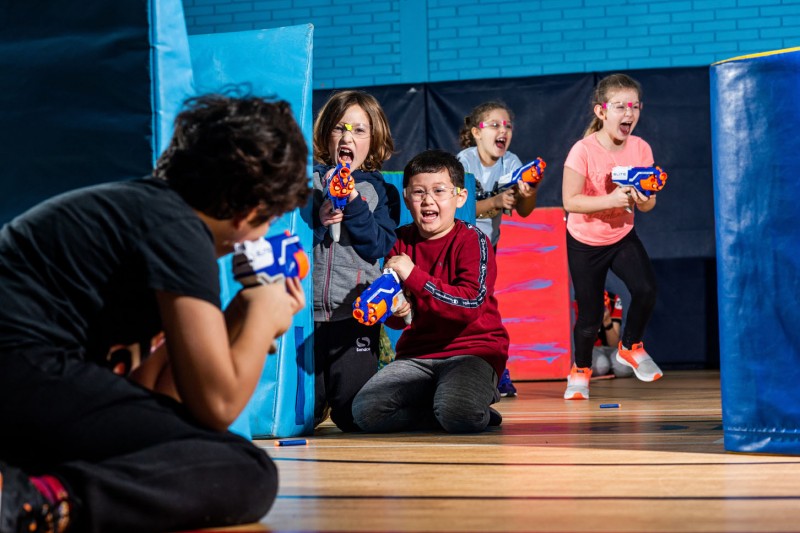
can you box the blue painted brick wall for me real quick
[182,0,800,88]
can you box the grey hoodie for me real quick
[312,164,400,322]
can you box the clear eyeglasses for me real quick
[331,122,371,139]
[405,186,462,203]
[478,120,513,131]
[602,101,643,113]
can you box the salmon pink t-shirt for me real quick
[564,133,654,246]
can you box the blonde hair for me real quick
[459,101,514,149]
[312,90,394,171]
[583,73,643,137]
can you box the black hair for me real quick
[155,92,310,223]
[402,149,465,189]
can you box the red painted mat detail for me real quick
[495,208,571,380]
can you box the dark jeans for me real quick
[0,350,277,533]
[567,229,657,369]
[314,319,380,432]
[352,355,499,434]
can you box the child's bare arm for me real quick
[156,280,299,431]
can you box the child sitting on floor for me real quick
[352,149,509,433]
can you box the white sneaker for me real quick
[616,342,663,382]
[564,365,592,400]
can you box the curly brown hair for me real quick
[312,90,394,171]
[155,93,310,224]
[459,101,514,148]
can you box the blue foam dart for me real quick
[599,403,621,409]
[274,439,308,447]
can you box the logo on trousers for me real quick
[355,337,371,352]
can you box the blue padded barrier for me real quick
[710,48,800,454]
[0,0,193,224]
[189,26,315,438]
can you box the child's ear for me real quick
[593,104,606,121]
[455,186,468,208]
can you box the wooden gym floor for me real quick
[205,370,800,533]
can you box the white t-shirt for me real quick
[456,146,522,245]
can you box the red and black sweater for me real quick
[385,220,509,378]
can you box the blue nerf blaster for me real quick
[611,166,668,197]
[352,268,412,326]
[496,157,546,214]
[232,231,310,288]
[325,159,354,243]
[611,166,667,213]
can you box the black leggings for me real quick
[567,229,657,369]
[0,350,277,533]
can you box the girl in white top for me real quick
[456,101,539,248]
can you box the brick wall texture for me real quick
[182,0,800,88]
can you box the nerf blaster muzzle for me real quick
[497,157,547,193]
[232,231,310,288]
[352,268,412,326]
[496,157,546,215]
[326,159,354,243]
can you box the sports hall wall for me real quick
[182,0,800,89]
[182,1,800,369]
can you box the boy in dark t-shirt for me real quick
[352,149,509,434]
[0,94,310,533]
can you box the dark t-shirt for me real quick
[0,177,220,364]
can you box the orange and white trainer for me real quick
[615,342,663,382]
[563,365,592,400]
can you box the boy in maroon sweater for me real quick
[352,149,509,433]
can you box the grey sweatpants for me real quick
[352,355,499,434]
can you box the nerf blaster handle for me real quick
[352,268,413,326]
[232,231,310,288]
[611,166,667,197]
[325,159,354,243]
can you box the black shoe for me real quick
[488,407,503,427]
[0,463,71,533]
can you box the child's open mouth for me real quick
[620,122,632,135]
[421,209,438,222]
[338,147,354,163]
[495,136,507,150]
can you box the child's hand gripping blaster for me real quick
[325,159,354,243]
[352,268,412,326]
[496,157,547,215]
[232,231,310,288]
[611,166,667,213]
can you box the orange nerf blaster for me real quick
[325,159,354,242]
[352,268,412,326]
